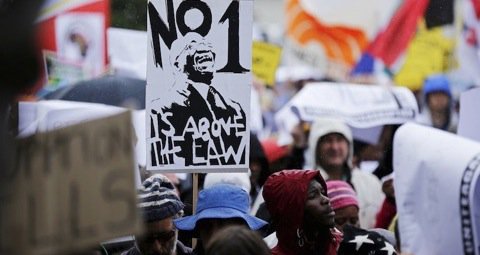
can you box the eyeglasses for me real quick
[143,230,176,243]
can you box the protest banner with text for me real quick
[0,112,142,255]
[394,123,480,255]
[146,0,253,172]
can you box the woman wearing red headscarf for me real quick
[263,170,342,255]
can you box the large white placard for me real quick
[274,82,418,145]
[394,123,480,255]
[146,0,252,172]
[458,87,480,142]
[0,112,142,255]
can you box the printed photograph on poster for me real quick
[146,0,253,171]
[43,50,89,91]
[55,12,105,76]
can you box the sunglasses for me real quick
[143,230,176,243]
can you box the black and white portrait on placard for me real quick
[146,0,252,172]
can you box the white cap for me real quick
[203,172,251,194]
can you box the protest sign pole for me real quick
[192,172,199,248]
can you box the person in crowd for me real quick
[338,225,397,255]
[205,225,271,255]
[251,137,290,228]
[326,180,360,232]
[174,184,267,255]
[262,169,342,255]
[260,137,291,174]
[416,74,458,132]
[249,132,270,201]
[375,173,397,229]
[307,117,384,229]
[372,128,398,229]
[121,174,193,255]
[252,126,312,228]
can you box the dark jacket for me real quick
[120,240,193,255]
[151,83,246,167]
[263,170,341,255]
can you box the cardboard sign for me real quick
[458,87,480,143]
[394,123,480,255]
[18,100,125,137]
[18,100,145,187]
[146,0,253,172]
[252,41,282,86]
[0,112,142,255]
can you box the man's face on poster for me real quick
[174,38,217,84]
[192,42,215,74]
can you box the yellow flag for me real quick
[394,22,454,91]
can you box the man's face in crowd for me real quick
[316,133,349,170]
[137,217,177,255]
[427,92,449,112]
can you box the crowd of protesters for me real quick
[76,72,463,255]
[0,0,473,253]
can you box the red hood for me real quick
[263,170,332,254]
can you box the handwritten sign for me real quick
[146,0,252,172]
[252,41,282,86]
[0,112,142,255]
[394,123,480,255]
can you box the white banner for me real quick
[274,82,418,144]
[0,112,142,255]
[458,87,480,142]
[394,123,480,255]
[146,0,253,172]
[108,28,148,79]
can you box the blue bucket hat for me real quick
[174,184,267,233]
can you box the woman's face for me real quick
[304,179,335,229]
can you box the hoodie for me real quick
[416,74,458,132]
[263,170,341,255]
[307,118,384,229]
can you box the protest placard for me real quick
[458,87,480,142]
[0,112,142,255]
[37,0,109,94]
[146,0,253,172]
[274,82,418,144]
[394,123,480,255]
[108,28,148,80]
[252,41,282,86]
[18,100,145,187]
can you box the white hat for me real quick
[203,172,251,194]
